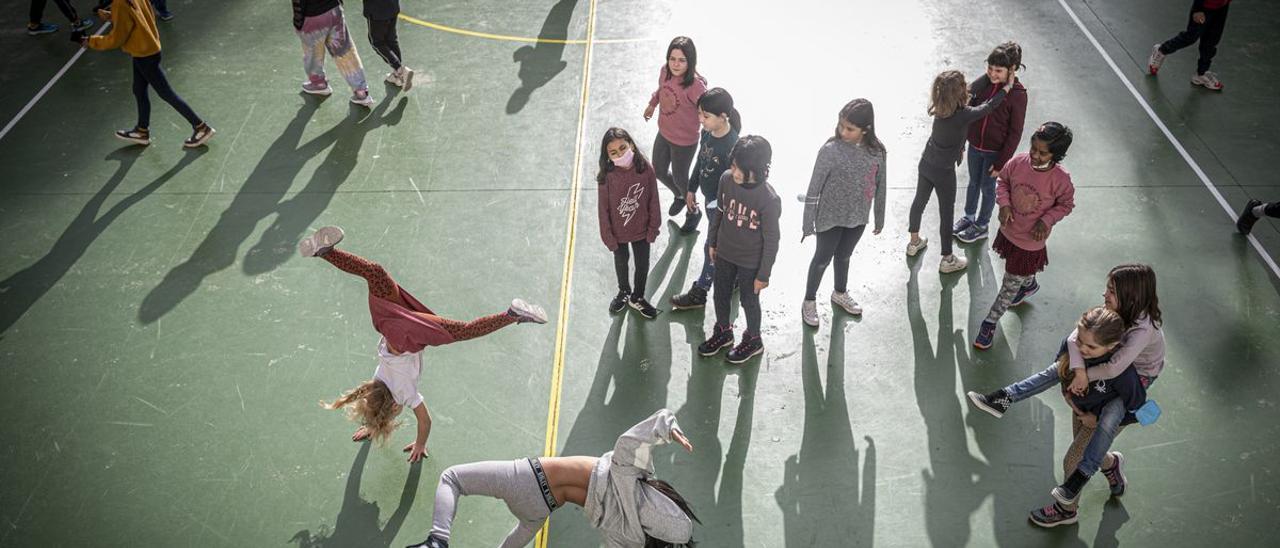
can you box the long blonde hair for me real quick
[928,70,969,119]
[322,379,403,444]
[1056,307,1126,385]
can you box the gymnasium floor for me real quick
[1,0,1278,546]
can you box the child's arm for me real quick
[646,171,661,243]
[756,193,783,288]
[872,155,887,234]
[402,401,431,463]
[598,182,618,251]
[688,134,706,200]
[801,147,833,238]
[961,87,1007,123]
[707,181,726,250]
[1039,174,1076,227]
[1074,322,1157,381]
[87,0,132,51]
[994,88,1027,172]
[995,165,1012,222]
[609,409,691,477]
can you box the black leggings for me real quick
[29,0,79,24]
[805,225,865,300]
[613,240,650,297]
[1160,3,1230,75]
[366,17,402,70]
[908,160,957,256]
[713,258,761,336]
[652,133,695,200]
[132,53,202,130]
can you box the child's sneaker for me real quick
[1147,44,1166,75]
[726,334,764,364]
[298,226,345,257]
[973,320,997,349]
[670,285,708,310]
[939,254,967,273]
[1009,278,1040,307]
[302,80,333,96]
[679,208,702,233]
[967,389,1011,418]
[1029,502,1078,528]
[27,23,58,36]
[698,323,734,356]
[351,89,375,107]
[667,196,685,217]
[628,296,660,319]
[608,290,628,314]
[906,237,928,257]
[1191,71,1224,91]
[1102,451,1127,497]
[955,224,988,243]
[156,9,174,21]
[385,71,403,87]
[830,291,862,316]
[398,66,415,92]
[1051,484,1082,507]
[796,193,809,203]
[952,217,973,236]
[114,127,151,146]
[183,123,216,148]
[507,299,548,324]
[406,534,449,548]
[1237,199,1263,234]
[72,18,93,32]
[801,300,819,327]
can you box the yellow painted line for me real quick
[534,0,597,546]
[398,12,649,44]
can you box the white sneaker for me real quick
[298,226,345,257]
[385,71,402,87]
[350,90,375,107]
[830,291,863,316]
[1147,44,1166,75]
[939,254,968,273]
[399,66,415,92]
[801,300,819,327]
[906,237,928,257]
[508,298,548,324]
[1191,71,1224,91]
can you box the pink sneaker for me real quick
[302,80,332,96]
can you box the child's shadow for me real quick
[507,0,576,113]
[290,441,421,548]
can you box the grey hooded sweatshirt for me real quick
[585,409,693,547]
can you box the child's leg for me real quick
[612,244,632,293]
[631,240,651,298]
[831,225,865,294]
[366,17,402,70]
[130,58,152,129]
[136,53,203,128]
[668,143,696,198]
[652,134,679,197]
[907,166,935,236]
[1001,364,1061,403]
[1196,5,1230,75]
[51,0,79,22]
[933,168,958,256]
[984,271,1033,323]
[712,257,737,327]
[1074,398,1128,478]
[298,19,329,84]
[962,146,985,222]
[429,460,548,544]
[1265,202,1280,218]
[425,313,517,342]
[693,207,719,289]
[805,229,841,301]
[974,151,999,228]
[1159,4,1206,56]
[324,7,368,93]
[735,264,762,336]
[320,248,405,305]
[387,21,404,67]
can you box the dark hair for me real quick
[830,98,885,153]
[1031,121,1073,164]
[1108,264,1162,328]
[696,87,742,133]
[663,36,699,88]
[729,135,772,184]
[596,127,650,185]
[928,70,968,119]
[642,478,700,548]
[986,41,1026,71]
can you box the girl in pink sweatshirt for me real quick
[644,36,708,229]
[974,122,1076,349]
[597,127,663,319]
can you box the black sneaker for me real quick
[697,323,734,356]
[670,285,708,310]
[115,127,151,146]
[726,334,764,364]
[678,207,702,233]
[1237,199,1262,235]
[406,534,449,548]
[668,196,685,217]
[608,290,628,314]
[966,389,1011,418]
[628,295,660,319]
[1101,452,1127,497]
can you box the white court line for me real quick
[1056,0,1280,280]
[0,22,110,143]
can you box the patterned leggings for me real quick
[984,272,1035,323]
[321,248,515,341]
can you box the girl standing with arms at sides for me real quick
[906,70,1013,273]
[292,0,373,106]
[296,226,548,463]
[799,98,887,327]
[407,409,700,548]
[645,36,708,231]
[671,87,741,310]
[597,127,663,320]
[973,122,1075,349]
[954,42,1028,244]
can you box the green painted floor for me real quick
[1,0,1278,546]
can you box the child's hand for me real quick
[998,206,1012,224]
[1078,413,1098,428]
[988,166,999,178]
[97,8,109,20]
[1069,373,1089,397]
[685,192,698,212]
[1192,11,1205,24]
[872,227,882,235]
[1031,219,1050,241]
[671,429,694,453]
[403,442,429,462]
[708,247,716,262]
[644,104,656,121]
[351,426,372,442]
[754,279,768,294]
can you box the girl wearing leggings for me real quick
[409,409,700,548]
[297,226,548,463]
[644,36,707,229]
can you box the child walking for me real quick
[597,127,662,319]
[407,409,699,548]
[698,135,782,364]
[1236,199,1279,234]
[973,122,1075,349]
[292,0,373,106]
[26,0,92,36]
[670,87,741,310]
[954,42,1028,244]
[362,0,414,91]
[1147,0,1232,90]
[644,36,708,231]
[799,98,887,326]
[296,226,548,463]
[80,0,215,148]
[907,70,1013,273]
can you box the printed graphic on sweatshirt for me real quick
[1010,182,1043,215]
[863,163,880,201]
[697,145,724,182]
[724,197,761,230]
[658,85,685,116]
[617,182,645,226]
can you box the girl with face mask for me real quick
[597,127,663,319]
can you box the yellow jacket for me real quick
[88,0,161,58]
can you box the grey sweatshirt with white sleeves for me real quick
[585,409,694,547]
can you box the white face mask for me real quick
[612,148,634,168]
[1032,158,1054,170]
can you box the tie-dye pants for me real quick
[297,6,367,92]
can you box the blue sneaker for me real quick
[27,23,58,35]
[71,18,93,32]
[974,320,997,350]
[955,224,988,244]
[156,10,175,21]
[1010,278,1039,307]
[952,216,973,235]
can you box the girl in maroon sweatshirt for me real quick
[597,127,663,319]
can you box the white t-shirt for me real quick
[373,337,424,409]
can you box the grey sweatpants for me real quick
[429,459,553,548]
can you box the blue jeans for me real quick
[1077,375,1156,477]
[693,207,718,290]
[1003,364,1059,403]
[962,146,999,227]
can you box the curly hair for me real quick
[322,379,403,444]
[928,70,969,119]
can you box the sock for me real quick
[1253,204,1267,217]
[1061,469,1090,495]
